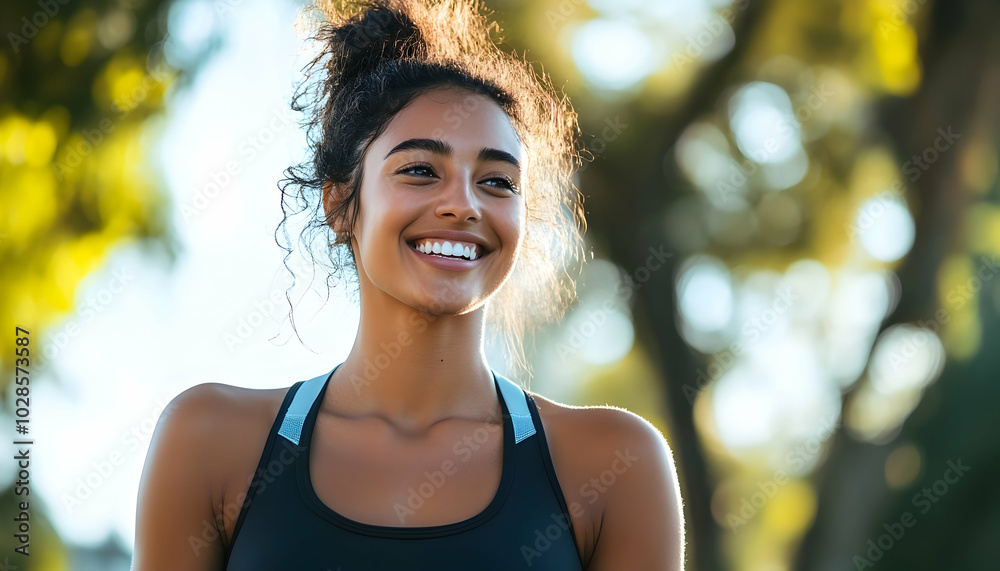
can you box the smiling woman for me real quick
[324,86,529,323]
[132,1,684,570]
[284,0,588,374]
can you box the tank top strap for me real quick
[277,366,338,446]
[275,364,538,446]
[491,369,537,444]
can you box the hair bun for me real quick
[332,1,426,88]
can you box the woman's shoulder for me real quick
[525,390,676,497]
[153,382,294,483]
[156,382,297,540]
[524,389,684,568]
[137,381,296,560]
[161,381,293,435]
[525,389,672,463]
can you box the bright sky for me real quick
[21,0,364,553]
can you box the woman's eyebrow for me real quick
[384,138,521,170]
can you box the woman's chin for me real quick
[403,287,485,316]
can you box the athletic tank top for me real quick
[223,362,585,570]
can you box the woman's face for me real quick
[327,86,526,315]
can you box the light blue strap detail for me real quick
[277,368,335,445]
[493,370,536,444]
[277,366,537,446]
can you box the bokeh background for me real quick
[2,0,999,569]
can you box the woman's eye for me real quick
[482,177,519,193]
[398,164,435,177]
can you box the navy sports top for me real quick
[223,362,585,570]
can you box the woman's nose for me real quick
[434,176,482,222]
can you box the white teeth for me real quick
[411,239,482,261]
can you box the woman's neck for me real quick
[322,303,499,436]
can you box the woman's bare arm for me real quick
[133,384,229,570]
[585,409,686,570]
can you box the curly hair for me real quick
[275,0,588,379]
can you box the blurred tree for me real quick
[489,0,769,568]
[490,0,999,570]
[1,0,198,566]
[795,1,1000,569]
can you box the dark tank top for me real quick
[223,362,585,570]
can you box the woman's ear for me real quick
[322,180,350,235]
